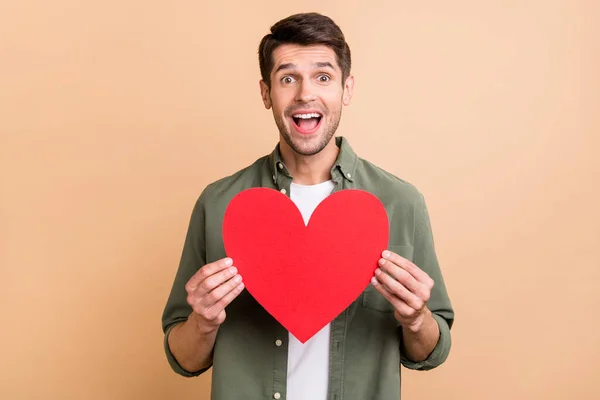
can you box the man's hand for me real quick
[185,257,245,333]
[371,250,435,333]
[167,258,243,373]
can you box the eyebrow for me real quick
[274,61,336,74]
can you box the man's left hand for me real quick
[371,250,435,333]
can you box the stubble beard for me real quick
[274,102,342,157]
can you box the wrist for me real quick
[189,312,220,335]
[403,308,431,334]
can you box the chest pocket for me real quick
[361,245,415,313]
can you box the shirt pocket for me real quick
[361,244,415,313]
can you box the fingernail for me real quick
[234,275,242,283]
[229,267,237,274]
[378,258,386,266]
[382,250,390,258]
[224,258,233,266]
[375,268,382,275]
[371,277,378,285]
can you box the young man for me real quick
[162,12,454,400]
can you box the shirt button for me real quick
[274,393,281,399]
[346,173,352,178]
[280,188,287,195]
[275,339,282,346]
[277,162,283,170]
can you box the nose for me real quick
[295,80,317,103]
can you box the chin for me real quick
[274,112,339,156]
[283,129,333,157]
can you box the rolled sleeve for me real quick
[161,189,211,377]
[400,312,452,370]
[163,321,211,377]
[400,192,454,370]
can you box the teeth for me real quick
[293,113,321,119]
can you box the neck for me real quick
[279,137,339,185]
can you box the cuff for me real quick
[400,312,452,371]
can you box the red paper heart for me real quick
[222,187,389,343]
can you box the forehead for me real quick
[271,44,339,73]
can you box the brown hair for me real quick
[258,12,352,88]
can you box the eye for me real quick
[281,76,296,84]
[318,75,331,83]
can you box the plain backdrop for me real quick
[1,1,599,399]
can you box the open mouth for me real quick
[291,112,323,134]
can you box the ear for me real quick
[260,80,272,109]
[342,75,355,106]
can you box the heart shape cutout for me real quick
[222,187,389,343]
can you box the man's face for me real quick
[260,44,354,156]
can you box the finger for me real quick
[378,258,422,296]
[186,257,233,291]
[373,268,426,310]
[206,281,245,318]
[199,273,243,309]
[382,250,434,288]
[371,277,413,315]
[193,265,239,299]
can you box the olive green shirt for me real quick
[162,137,454,400]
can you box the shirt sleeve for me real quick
[161,189,212,377]
[400,192,455,371]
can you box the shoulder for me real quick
[194,154,271,209]
[355,156,425,207]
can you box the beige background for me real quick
[1,1,599,399]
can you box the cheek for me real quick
[272,104,286,119]
[324,86,343,100]
[269,94,289,116]
[323,94,343,114]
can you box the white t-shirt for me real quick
[286,180,336,400]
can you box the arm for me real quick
[167,313,219,373]
[372,250,443,363]
[400,307,440,362]
[161,191,244,376]
[372,193,454,369]
[167,258,244,373]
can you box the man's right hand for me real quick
[185,257,244,333]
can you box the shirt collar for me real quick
[268,136,358,184]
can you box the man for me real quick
[162,12,454,400]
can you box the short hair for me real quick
[258,12,352,88]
